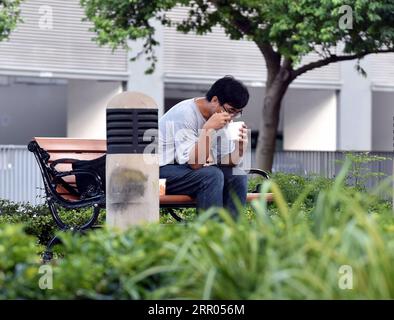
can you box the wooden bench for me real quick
[28,137,273,249]
[160,170,273,221]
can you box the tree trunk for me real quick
[255,70,291,171]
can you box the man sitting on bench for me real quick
[159,76,250,217]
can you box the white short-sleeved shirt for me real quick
[159,98,235,166]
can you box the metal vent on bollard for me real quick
[107,108,158,154]
[106,91,159,230]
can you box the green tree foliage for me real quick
[0,0,23,42]
[81,0,394,170]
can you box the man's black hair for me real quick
[206,75,249,109]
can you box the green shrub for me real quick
[271,172,333,207]
[336,152,391,191]
[0,200,106,245]
[1,159,394,299]
[169,163,394,299]
[0,224,45,299]
[0,223,189,299]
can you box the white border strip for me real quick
[0,67,129,81]
[164,74,342,90]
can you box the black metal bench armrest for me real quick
[50,158,78,171]
[245,168,270,180]
[52,169,105,197]
[245,168,270,193]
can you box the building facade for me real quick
[0,2,393,152]
[0,0,126,145]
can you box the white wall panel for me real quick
[0,0,127,80]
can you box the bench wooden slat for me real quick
[55,185,73,195]
[57,193,81,201]
[59,176,77,185]
[246,192,274,202]
[32,137,273,209]
[48,153,105,162]
[51,163,73,172]
[34,137,106,153]
[55,192,274,205]
[160,195,195,205]
[159,192,274,205]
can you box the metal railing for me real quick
[271,151,393,191]
[0,145,45,205]
[1,146,393,204]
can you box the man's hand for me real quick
[220,123,248,167]
[236,123,248,153]
[203,111,232,130]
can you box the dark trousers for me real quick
[160,164,248,218]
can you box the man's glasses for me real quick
[221,104,243,119]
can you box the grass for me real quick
[1,159,394,299]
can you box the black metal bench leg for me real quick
[42,204,101,262]
[42,235,62,263]
[166,208,184,222]
[78,204,101,231]
[47,199,68,230]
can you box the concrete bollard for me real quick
[106,91,159,229]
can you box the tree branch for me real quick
[210,1,282,86]
[256,42,280,78]
[293,49,394,79]
[282,58,293,70]
[223,8,282,77]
